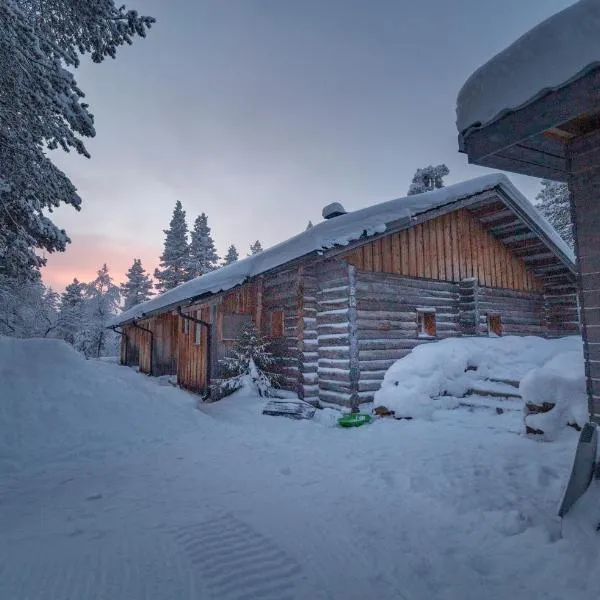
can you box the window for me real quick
[270,310,284,338]
[182,317,190,334]
[417,309,437,338]
[487,314,502,337]
[194,322,202,345]
[222,313,252,341]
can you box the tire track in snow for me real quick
[173,514,305,600]
[0,526,201,600]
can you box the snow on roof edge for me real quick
[456,0,600,135]
[108,173,573,328]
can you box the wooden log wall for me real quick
[297,266,319,403]
[314,259,355,405]
[544,290,580,337]
[354,271,460,401]
[343,208,544,293]
[476,287,546,336]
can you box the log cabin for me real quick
[109,174,578,407]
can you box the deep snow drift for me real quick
[1,337,599,600]
[374,336,586,430]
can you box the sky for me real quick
[43,0,576,291]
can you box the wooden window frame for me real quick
[487,314,503,337]
[182,317,190,335]
[417,309,437,338]
[194,320,202,345]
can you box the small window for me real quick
[271,310,284,338]
[194,322,202,345]
[182,317,190,334]
[487,314,502,337]
[417,310,437,338]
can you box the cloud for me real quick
[42,233,159,292]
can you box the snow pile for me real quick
[457,0,600,133]
[521,351,588,439]
[111,174,573,327]
[0,337,198,476]
[374,336,582,419]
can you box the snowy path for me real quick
[1,338,599,599]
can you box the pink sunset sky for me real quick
[41,0,573,292]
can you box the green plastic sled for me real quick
[337,413,373,428]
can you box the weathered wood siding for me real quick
[354,271,460,401]
[476,287,546,336]
[568,128,600,420]
[149,313,179,376]
[261,268,301,391]
[121,324,142,366]
[298,266,319,403]
[313,259,355,405]
[544,290,580,337]
[177,306,211,393]
[343,208,544,292]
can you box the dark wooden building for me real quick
[456,0,599,422]
[111,175,577,406]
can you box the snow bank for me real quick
[0,337,199,476]
[521,351,588,440]
[374,336,582,419]
[111,174,574,327]
[457,0,600,133]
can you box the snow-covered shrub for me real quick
[521,351,588,440]
[213,322,280,399]
[374,336,582,420]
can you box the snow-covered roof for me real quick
[456,0,600,135]
[109,174,574,327]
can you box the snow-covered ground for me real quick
[1,337,599,600]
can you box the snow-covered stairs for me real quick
[460,378,522,412]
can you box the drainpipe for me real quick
[132,320,154,376]
[177,306,212,394]
[110,326,128,365]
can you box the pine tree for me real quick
[306,221,313,230]
[187,213,219,278]
[249,240,263,256]
[407,164,450,195]
[0,1,154,279]
[75,264,121,358]
[121,259,153,310]
[222,245,239,266]
[217,322,279,397]
[154,201,190,292]
[535,180,574,248]
[57,278,87,344]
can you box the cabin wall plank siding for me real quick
[568,130,600,421]
[353,270,460,401]
[343,208,544,292]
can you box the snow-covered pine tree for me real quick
[187,213,219,278]
[535,180,574,248]
[407,164,450,195]
[222,245,239,266]
[154,201,190,292]
[306,221,313,230]
[121,259,153,310]
[75,264,121,358]
[216,322,280,398]
[0,1,154,279]
[249,240,263,256]
[57,278,87,345]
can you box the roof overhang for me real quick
[459,68,600,181]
